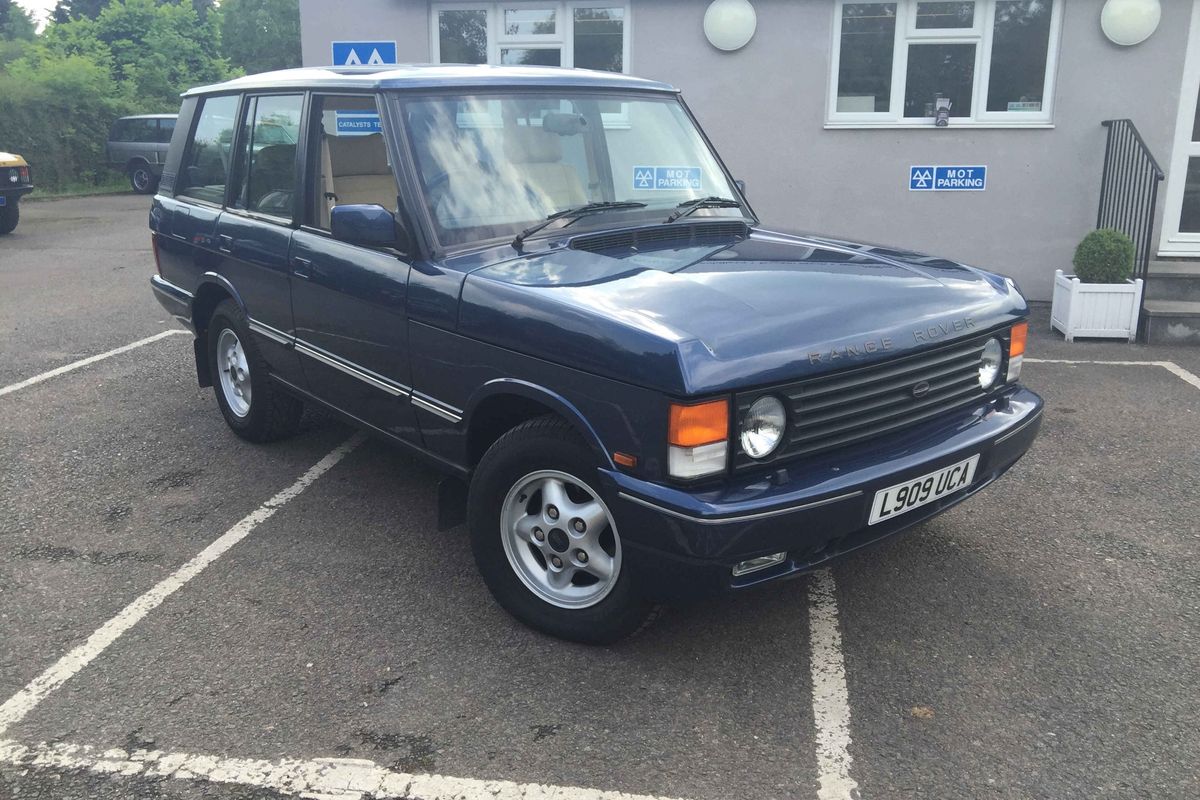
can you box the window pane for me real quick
[1180,158,1200,233]
[915,2,975,29]
[986,0,1053,112]
[574,7,624,72]
[157,118,176,143]
[501,48,561,66]
[504,7,555,36]
[837,3,896,113]
[177,95,238,204]
[904,43,975,117]
[439,9,488,64]
[234,95,302,218]
[312,95,393,229]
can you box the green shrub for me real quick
[1072,229,1135,284]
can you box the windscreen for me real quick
[399,92,742,247]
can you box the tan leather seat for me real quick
[503,126,587,211]
[327,133,396,208]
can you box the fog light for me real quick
[732,551,786,576]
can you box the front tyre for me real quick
[207,300,302,442]
[469,417,655,644]
[0,201,18,235]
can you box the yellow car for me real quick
[0,151,33,234]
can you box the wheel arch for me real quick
[188,275,246,388]
[464,379,613,471]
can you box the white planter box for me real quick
[1050,269,1144,342]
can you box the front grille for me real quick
[734,333,996,469]
[569,221,749,253]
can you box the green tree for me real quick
[219,0,299,75]
[1,0,36,39]
[52,0,110,23]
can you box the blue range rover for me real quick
[149,65,1042,643]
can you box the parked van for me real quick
[106,114,177,194]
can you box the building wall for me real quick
[299,0,1194,300]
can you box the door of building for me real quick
[1162,0,1200,255]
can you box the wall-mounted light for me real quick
[703,0,757,52]
[1101,0,1162,47]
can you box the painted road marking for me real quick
[0,739,691,800]
[0,434,365,737]
[808,569,860,800]
[0,329,189,398]
[1025,358,1200,393]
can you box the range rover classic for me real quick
[149,65,1042,643]
[0,150,33,234]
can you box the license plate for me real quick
[868,455,979,525]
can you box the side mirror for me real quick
[330,204,409,251]
[735,179,747,198]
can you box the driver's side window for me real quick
[308,95,397,230]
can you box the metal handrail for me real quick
[1097,119,1164,341]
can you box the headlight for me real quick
[740,395,786,459]
[979,338,1003,389]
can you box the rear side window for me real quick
[176,95,239,205]
[308,95,395,230]
[230,94,304,220]
[156,118,176,144]
[109,119,130,142]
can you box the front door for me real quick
[1161,0,1200,254]
[289,94,420,444]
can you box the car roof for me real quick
[183,64,677,97]
[116,114,179,120]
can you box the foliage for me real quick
[220,0,300,74]
[52,0,111,24]
[1072,229,1136,284]
[0,54,135,188]
[0,0,36,40]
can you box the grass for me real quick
[27,174,130,200]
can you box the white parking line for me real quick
[0,329,189,398]
[807,569,860,800]
[1026,358,1200,393]
[0,739,689,800]
[0,434,365,737]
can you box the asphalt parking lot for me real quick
[1,194,1198,800]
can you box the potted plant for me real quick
[1051,228,1144,342]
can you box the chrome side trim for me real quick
[293,341,411,398]
[412,393,463,424]
[247,318,293,347]
[994,409,1043,445]
[150,274,194,300]
[617,489,863,525]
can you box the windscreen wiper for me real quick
[665,196,743,223]
[512,201,647,251]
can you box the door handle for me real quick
[291,257,313,279]
[217,234,234,253]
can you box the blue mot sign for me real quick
[909,165,987,191]
[331,41,397,66]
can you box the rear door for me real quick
[289,93,420,443]
[213,93,307,388]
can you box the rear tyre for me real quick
[129,164,155,194]
[207,300,302,442]
[468,416,655,644]
[0,201,18,235]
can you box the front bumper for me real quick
[602,386,1043,602]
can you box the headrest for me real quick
[504,126,563,164]
[542,113,587,136]
[328,133,390,177]
[255,144,294,172]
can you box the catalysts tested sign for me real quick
[909,165,987,191]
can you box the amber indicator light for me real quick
[1010,322,1028,357]
[668,399,729,448]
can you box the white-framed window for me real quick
[827,0,1062,128]
[431,2,630,73]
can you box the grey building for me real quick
[298,0,1198,315]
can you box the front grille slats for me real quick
[734,332,997,469]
